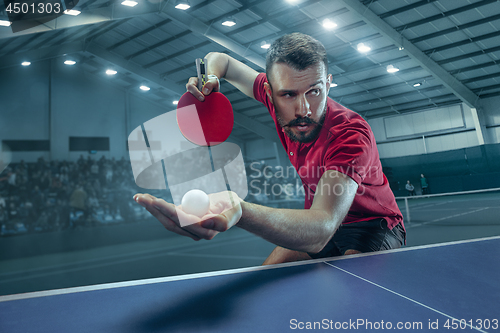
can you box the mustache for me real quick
[285,117,317,127]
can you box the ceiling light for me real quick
[173,100,179,105]
[21,61,31,66]
[64,60,76,65]
[106,69,117,75]
[413,82,422,87]
[387,65,399,73]
[222,17,236,27]
[175,0,190,10]
[0,20,12,27]
[121,0,138,6]
[64,9,81,16]
[261,41,271,49]
[330,82,338,88]
[322,19,337,30]
[357,43,371,53]
[140,85,150,91]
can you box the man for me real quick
[406,181,415,196]
[420,174,429,195]
[135,33,405,265]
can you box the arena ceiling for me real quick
[1,0,499,143]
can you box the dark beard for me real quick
[276,108,327,143]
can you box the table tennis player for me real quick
[135,32,405,265]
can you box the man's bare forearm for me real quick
[205,52,259,98]
[205,52,230,80]
[237,202,339,253]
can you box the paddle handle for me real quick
[196,58,208,92]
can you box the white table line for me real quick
[323,261,488,333]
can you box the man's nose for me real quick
[295,94,311,118]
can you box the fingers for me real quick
[201,202,242,232]
[202,76,219,95]
[182,222,219,240]
[186,76,220,102]
[149,205,202,241]
[134,193,201,241]
[134,191,242,238]
[186,77,204,101]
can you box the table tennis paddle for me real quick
[176,58,234,146]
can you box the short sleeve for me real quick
[323,129,373,185]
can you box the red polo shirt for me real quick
[253,73,403,230]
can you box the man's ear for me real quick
[326,74,333,93]
[264,82,274,105]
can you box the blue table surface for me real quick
[1,236,499,333]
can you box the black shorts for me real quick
[308,219,406,259]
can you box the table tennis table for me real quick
[1,236,499,333]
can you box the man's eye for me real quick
[309,89,320,95]
[283,93,294,97]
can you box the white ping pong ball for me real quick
[181,189,210,217]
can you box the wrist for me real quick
[207,74,219,92]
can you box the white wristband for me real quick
[207,74,220,91]
[207,74,219,81]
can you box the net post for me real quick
[405,197,411,224]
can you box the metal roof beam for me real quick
[359,95,459,117]
[395,0,498,32]
[474,83,500,94]
[462,72,500,84]
[85,43,186,97]
[325,12,500,74]
[363,99,462,118]
[85,44,279,143]
[410,13,500,44]
[439,45,500,65]
[107,19,172,51]
[0,40,85,69]
[332,75,434,100]
[332,43,500,79]
[0,3,158,39]
[347,84,445,108]
[158,5,266,69]
[332,55,410,78]
[126,0,269,62]
[425,30,500,55]
[380,0,439,19]
[338,0,480,108]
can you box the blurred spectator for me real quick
[405,181,415,196]
[39,171,51,191]
[70,183,87,218]
[7,169,17,196]
[90,162,99,179]
[8,202,18,225]
[0,194,6,209]
[33,211,50,232]
[420,174,430,195]
[0,205,7,230]
[0,155,177,236]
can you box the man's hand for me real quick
[184,52,259,101]
[134,191,242,240]
[186,75,220,102]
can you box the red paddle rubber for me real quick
[176,92,234,146]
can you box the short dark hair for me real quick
[265,32,328,85]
